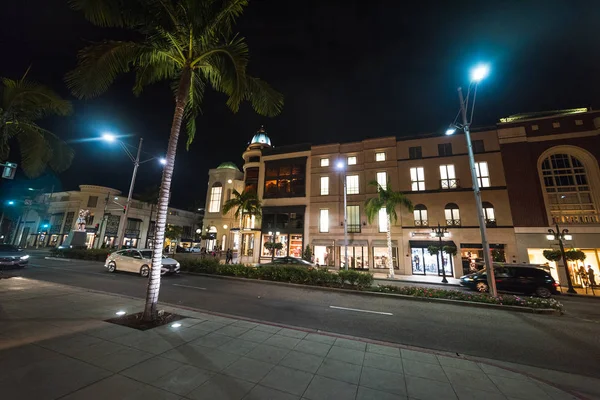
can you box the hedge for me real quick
[372,285,564,312]
[178,258,374,289]
[49,248,112,262]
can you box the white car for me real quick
[105,249,180,277]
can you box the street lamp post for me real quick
[336,161,348,270]
[446,64,497,296]
[431,223,449,283]
[547,224,576,294]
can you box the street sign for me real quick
[1,162,17,179]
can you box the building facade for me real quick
[12,184,199,249]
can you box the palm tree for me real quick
[222,189,261,261]
[364,180,413,278]
[66,0,283,321]
[0,69,74,177]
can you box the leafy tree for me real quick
[165,225,183,255]
[67,0,283,321]
[365,180,413,278]
[302,245,312,262]
[222,189,262,229]
[0,69,74,177]
[264,241,283,262]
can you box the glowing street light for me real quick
[445,127,457,136]
[102,132,116,142]
[7,200,15,206]
[470,64,490,82]
[159,158,167,165]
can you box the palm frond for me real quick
[14,123,51,178]
[199,0,248,37]
[364,196,384,223]
[68,0,143,28]
[66,41,141,99]
[243,76,284,117]
[2,77,73,119]
[45,130,75,172]
[133,48,180,96]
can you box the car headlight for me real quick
[176,262,180,267]
[20,255,30,260]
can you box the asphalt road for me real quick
[8,255,600,378]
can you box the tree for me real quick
[165,225,183,255]
[67,0,283,321]
[0,69,74,177]
[264,241,283,262]
[222,189,261,261]
[302,245,312,262]
[365,180,413,278]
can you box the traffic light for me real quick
[123,206,127,214]
[94,223,100,231]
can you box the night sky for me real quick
[2,0,600,208]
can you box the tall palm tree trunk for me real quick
[143,68,191,321]
[239,211,243,264]
[386,213,394,278]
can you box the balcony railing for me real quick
[446,219,461,227]
[552,214,600,225]
[347,224,361,233]
[485,219,497,227]
[125,229,141,238]
[440,179,459,189]
[414,220,429,227]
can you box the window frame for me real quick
[472,140,485,154]
[444,203,461,226]
[346,175,359,194]
[438,143,453,157]
[320,176,329,196]
[439,164,457,189]
[208,183,223,213]
[346,205,361,233]
[413,204,428,227]
[375,152,386,162]
[347,156,357,165]
[408,146,422,160]
[320,158,329,167]
[410,167,425,191]
[376,171,387,190]
[319,209,329,232]
[378,208,387,233]
[475,162,490,187]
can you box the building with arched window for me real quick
[498,108,600,286]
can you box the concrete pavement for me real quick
[1,277,596,400]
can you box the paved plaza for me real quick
[0,277,595,400]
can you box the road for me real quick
[8,255,600,378]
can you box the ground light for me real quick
[115,310,126,316]
[171,322,182,328]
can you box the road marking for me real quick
[329,305,392,316]
[173,284,207,290]
[31,265,109,276]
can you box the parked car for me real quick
[0,244,29,269]
[105,249,180,277]
[460,266,559,298]
[188,246,201,253]
[261,256,315,267]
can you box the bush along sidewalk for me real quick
[178,257,374,289]
[49,248,111,261]
[372,285,564,312]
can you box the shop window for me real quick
[482,202,496,227]
[342,247,368,269]
[378,208,387,233]
[413,204,428,227]
[409,146,422,160]
[319,209,329,232]
[438,143,453,157]
[347,156,357,165]
[440,165,457,189]
[475,162,490,187]
[245,167,259,193]
[373,247,398,269]
[410,167,425,191]
[320,176,329,195]
[376,171,387,189]
[347,205,360,233]
[445,203,460,226]
[208,182,222,212]
[264,158,306,198]
[320,158,329,167]
[412,247,453,276]
[314,245,335,267]
[289,234,303,258]
[346,175,359,194]
[375,152,386,162]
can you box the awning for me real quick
[312,239,336,246]
[372,240,399,247]
[127,217,143,222]
[409,240,456,248]
[336,239,368,246]
[460,243,505,249]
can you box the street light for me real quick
[547,224,577,294]
[445,64,497,296]
[102,133,116,142]
[336,161,348,270]
[431,223,449,283]
[159,158,167,165]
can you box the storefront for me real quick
[409,240,455,276]
[260,232,303,258]
[336,240,368,269]
[260,205,305,262]
[460,243,506,275]
[313,239,335,267]
[527,247,600,286]
[372,240,399,269]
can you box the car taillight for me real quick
[553,282,559,287]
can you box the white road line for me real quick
[173,284,207,290]
[329,305,393,316]
[31,265,109,276]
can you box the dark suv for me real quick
[460,266,559,298]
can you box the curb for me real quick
[181,271,561,315]
[374,277,462,287]
[44,257,76,262]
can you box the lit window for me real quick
[319,209,329,232]
[552,122,560,128]
[320,158,329,167]
[444,203,460,226]
[376,172,387,189]
[347,205,360,233]
[482,202,496,227]
[475,162,490,187]
[413,204,428,227]
[346,175,359,194]
[375,152,386,162]
[439,165,457,189]
[378,208,387,232]
[410,167,425,191]
[347,156,357,165]
[320,176,329,195]
[208,183,222,212]
[575,120,583,126]
[531,124,539,131]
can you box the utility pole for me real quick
[116,137,143,249]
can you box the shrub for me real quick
[50,248,111,261]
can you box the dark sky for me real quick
[2,0,600,208]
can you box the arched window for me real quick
[208,182,222,213]
[444,203,460,226]
[482,201,496,227]
[541,153,598,224]
[413,204,428,227]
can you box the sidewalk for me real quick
[0,277,596,400]
[371,273,462,287]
